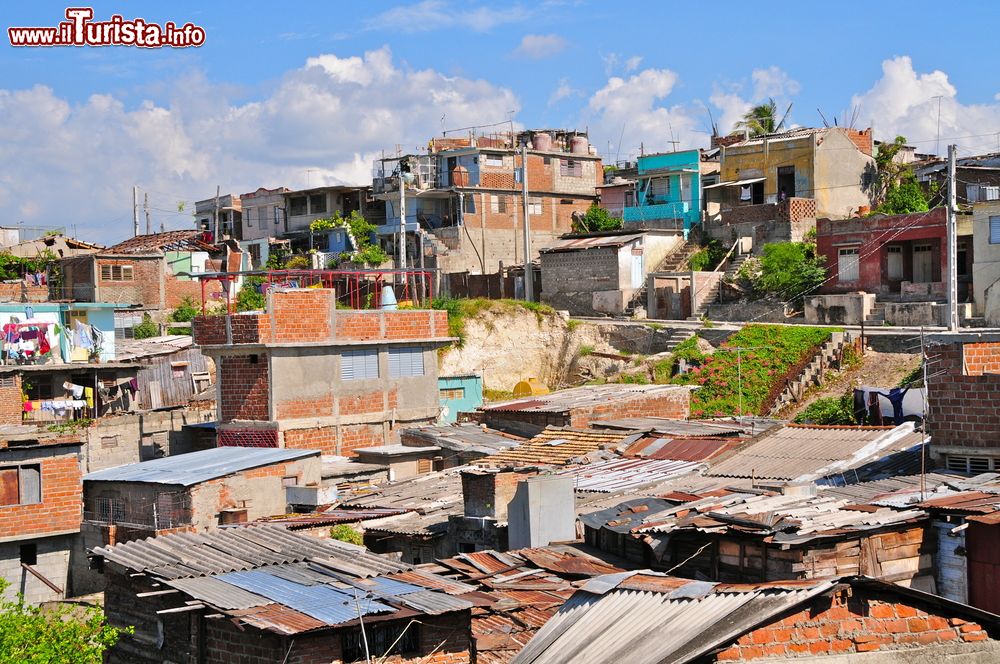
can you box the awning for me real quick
[702,177,765,190]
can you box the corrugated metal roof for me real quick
[229,604,327,635]
[704,423,925,481]
[556,458,701,493]
[105,230,218,254]
[388,569,479,595]
[163,576,272,610]
[402,424,523,454]
[259,508,411,529]
[483,385,689,415]
[539,233,645,254]
[591,417,751,437]
[477,427,633,468]
[625,436,739,462]
[83,447,320,486]
[510,574,836,664]
[116,335,194,362]
[216,569,395,625]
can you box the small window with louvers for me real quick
[388,347,425,378]
[341,349,379,380]
[990,216,1000,244]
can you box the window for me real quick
[100,264,134,281]
[341,349,379,380]
[838,247,860,282]
[248,243,262,268]
[101,435,119,449]
[342,622,418,663]
[958,243,969,277]
[560,159,582,177]
[462,195,476,214]
[289,196,307,216]
[19,544,36,566]
[649,178,670,198]
[991,216,1000,244]
[440,387,465,400]
[0,465,40,506]
[968,184,980,203]
[309,194,327,214]
[245,207,253,228]
[887,246,903,280]
[490,195,507,214]
[483,153,504,167]
[978,185,1000,202]
[389,347,425,377]
[0,377,14,389]
[946,455,999,473]
[529,198,543,216]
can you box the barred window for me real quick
[100,264,134,281]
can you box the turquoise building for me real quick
[623,150,703,236]
[437,374,483,423]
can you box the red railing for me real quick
[192,269,436,314]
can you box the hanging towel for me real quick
[84,387,94,409]
[128,378,139,395]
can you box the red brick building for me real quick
[926,332,1000,471]
[0,437,83,604]
[193,288,454,455]
[816,208,973,299]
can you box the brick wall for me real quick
[0,283,49,303]
[96,257,162,308]
[164,272,222,310]
[340,423,386,455]
[0,374,21,426]
[570,389,690,427]
[928,340,1000,451]
[270,290,332,343]
[219,354,269,422]
[283,426,341,454]
[0,446,82,540]
[715,587,990,660]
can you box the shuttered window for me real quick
[990,216,1000,244]
[341,349,379,380]
[389,347,425,377]
[100,264,134,281]
[838,247,860,282]
[0,466,40,506]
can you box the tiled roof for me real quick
[476,427,635,468]
[704,423,926,481]
[105,230,217,253]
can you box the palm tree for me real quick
[734,98,782,137]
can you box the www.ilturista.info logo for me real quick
[8,7,205,48]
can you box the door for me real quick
[838,247,860,283]
[631,251,644,289]
[887,246,903,280]
[679,174,692,210]
[777,166,796,198]
[913,244,933,283]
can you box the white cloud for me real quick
[0,47,519,243]
[511,33,567,59]
[548,78,579,106]
[586,68,710,159]
[752,65,800,100]
[600,52,644,77]
[624,56,643,73]
[367,1,530,33]
[849,56,1000,154]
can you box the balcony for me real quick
[721,197,816,225]
[622,202,699,230]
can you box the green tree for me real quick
[869,135,932,214]
[754,242,826,302]
[132,314,158,339]
[0,579,129,663]
[794,392,856,425]
[572,205,622,233]
[236,277,266,312]
[734,98,784,137]
[329,524,364,546]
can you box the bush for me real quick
[572,205,622,233]
[673,324,834,417]
[284,255,311,270]
[167,296,199,335]
[794,392,856,425]
[751,242,826,302]
[329,524,364,546]
[431,297,555,348]
[132,314,158,339]
[236,276,266,312]
[688,240,728,272]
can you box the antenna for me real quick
[849,105,861,130]
[667,121,680,152]
[615,122,626,165]
[776,102,793,132]
[817,108,831,128]
[706,104,718,137]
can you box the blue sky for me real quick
[2,1,999,242]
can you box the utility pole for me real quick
[946,144,959,331]
[398,162,407,279]
[132,185,139,237]
[520,143,533,301]
[144,192,151,235]
[213,186,220,243]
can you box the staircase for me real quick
[419,228,451,258]
[769,332,851,414]
[688,251,747,320]
[663,328,695,352]
[626,239,700,315]
[863,302,887,326]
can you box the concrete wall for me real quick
[0,534,73,603]
[804,293,876,325]
[507,475,575,549]
[83,409,213,472]
[813,128,875,218]
[972,201,1000,316]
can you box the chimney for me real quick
[507,475,576,549]
[461,468,535,521]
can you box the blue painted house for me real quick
[623,150,705,235]
[437,374,483,423]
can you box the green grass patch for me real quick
[672,324,836,418]
[794,392,856,425]
[431,297,555,347]
[566,319,583,332]
[578,344,594,357]
[484,388,515,402]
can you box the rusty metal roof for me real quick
[258,508,411,529]
[105,230,218,253]
[482,384,690,415]
[476,427,634,468]
[624,436,739,462]
[704,423,926,481]
[591,417,757,437]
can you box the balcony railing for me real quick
[622,202,700,228]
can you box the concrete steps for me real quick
[769,332,851,414]
[663,328,695,352]
[626,239,700,315]
[863,302,887,326]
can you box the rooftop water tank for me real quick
[451,165,470,187]
[570,135,589,155]
[532,132,553,152]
